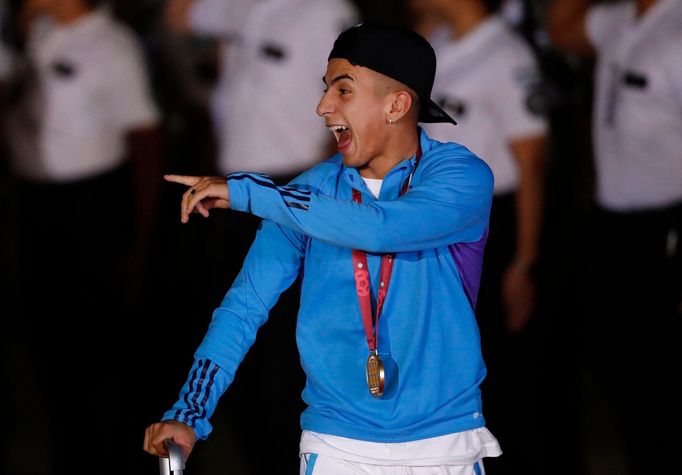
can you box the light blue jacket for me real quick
[163,129,494,442]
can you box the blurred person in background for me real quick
[0,6,14,473]
[161,2,358,473]
[163,0,253,152]
[3,0,160,472]
[410,1,548,473]
[164,0,357,180]
[548,1,682,474]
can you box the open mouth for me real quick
[327,124,352,152]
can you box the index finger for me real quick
[164,175,202,187]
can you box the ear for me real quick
[386,90,414,124]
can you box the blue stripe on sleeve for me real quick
[186,359,211,426]
[179,360,202,424]
[190,363,219,426]
[162,358,231,440]
[228,173,311,201]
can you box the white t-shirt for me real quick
[188,0,255,133]
[586,0,682,211]
[300,428,501,467]
[362,177,383,199]
[6,9,159,182]
[188,0,254,39]
[424,17,547,195]
[217,0,357,175]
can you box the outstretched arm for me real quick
[166,151,493,253]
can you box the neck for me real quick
[53,2,93,24]
[443,2,488,40]
[359,126,419,179]
[635,0,658,17]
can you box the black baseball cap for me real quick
[328,22,456,125]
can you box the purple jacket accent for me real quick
[448,226,489,309]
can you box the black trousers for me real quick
[477,193,588,475]
[476,194,545,475]
[11,166,135,475]
[581,203,682,474]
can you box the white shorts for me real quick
[300,453,486,475]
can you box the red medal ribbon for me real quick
[351,143,422,352]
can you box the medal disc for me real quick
[366,352,385,397]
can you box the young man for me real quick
[145,23,501,473]
[547,1,682,474]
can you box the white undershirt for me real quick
[300,428,501,466]
[362,177,383,199]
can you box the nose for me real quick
[316,90,334,118]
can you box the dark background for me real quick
[1,1,671,474]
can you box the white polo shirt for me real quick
[187,0,255,133]
[188,0,254,39]
[6,9,158,183]
[216,0,357,175]
[586,0,682,211]
[424,17,547,195]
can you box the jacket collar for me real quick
[342,127,433,200]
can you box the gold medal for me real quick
[366,350,385,397]
[351,148,422,401]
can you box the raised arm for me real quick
[167,150,493,253]
[546,0,595,56]
[229,158,491,252]
[144,219,305,457]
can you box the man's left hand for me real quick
[164,174,230,223]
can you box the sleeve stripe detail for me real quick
[177,359,219,428]
[285,201,310,211]
[189,363,220,426]
[188,360,211,422]
[228,173,311,202]
[179,361,202,425]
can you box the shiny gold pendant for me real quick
[366,350,385,398]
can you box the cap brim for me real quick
[419,99,457,125]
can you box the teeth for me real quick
[327,125,349,132]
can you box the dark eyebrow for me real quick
[322,74,354,85]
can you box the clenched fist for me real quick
[143,420,197,460]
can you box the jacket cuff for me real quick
[161,408,213,441]
[226,174,249,212]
